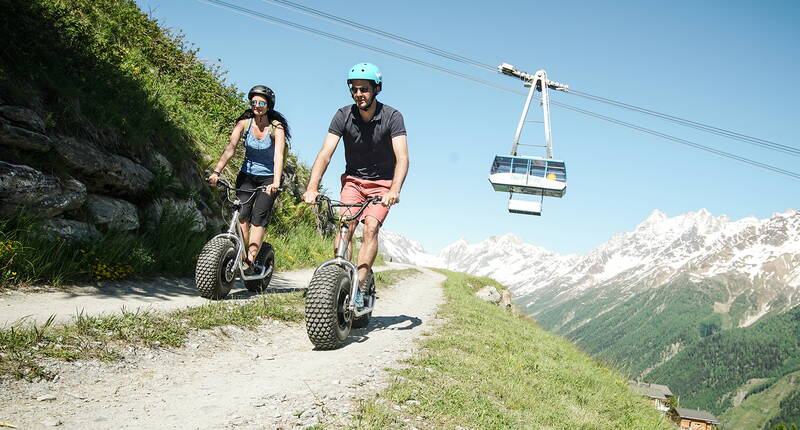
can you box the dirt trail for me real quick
[0,264,402,328]
[0,268,446,429]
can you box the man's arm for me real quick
[302,132,341,203]
[382,134,408,206]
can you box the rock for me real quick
[144,151,174,177]
[41,418,62,426]
[0,119,51,152]
[476,286,502,304]
[0,105,46,132]
[405,399,420,406]
[53,136,153,197]
[86,194,139,231]
[36,394,57,401]
[0,162,86,217]
[65,392,87,400]
[500,290,513,308]
[143,198,206,232]
[175,159,205,194]
[40,219,102,243]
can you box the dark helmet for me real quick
[248,85,275,109]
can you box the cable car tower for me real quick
[489,64,569,216]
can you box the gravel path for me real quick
[0,264,404,328]
[0,267,446,429]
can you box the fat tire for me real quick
[195,237,236,300]
[305,265,352,349]
[352,269,375,329]
[245,243,275,292]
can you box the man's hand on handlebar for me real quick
[302,190,319,205]
[381,190,400,207]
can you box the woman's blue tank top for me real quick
[241,120,275,176]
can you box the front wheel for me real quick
[245,243,275,292]
[305,265,352,349]
[195,237,236,300]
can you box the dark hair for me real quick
[236,108,292,142]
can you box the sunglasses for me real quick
[250,100,268,107]
[349,85,372,95]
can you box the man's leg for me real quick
[357,216,380,291]
[333,220,358,259]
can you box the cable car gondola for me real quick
[489,65,569,216]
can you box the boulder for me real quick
[476,286,502,304]
[54,137,153,197]
[40,218,102,243]
[86,194,139,231]
[500,290,513,309]
[144,151,174,177]
[0,106,46,132]
[0,161,86,217]
[143,198,206,232]
[0,119,52,152]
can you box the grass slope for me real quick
[722,371,800,429]
[352,270,671,429]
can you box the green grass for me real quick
[0,268,414,380]
[0,293,303,380]
[0,206,212,286]
[722,371,800,429]
[374,268,420,290]
[350,270,672,430]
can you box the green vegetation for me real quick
[0,292,303,380]
[648,306,800,414]
[0,268,416,380]
[1,207,210,285]
[722,372,800,430]
[351,270,671,429]
[767,388,800,428]
[530,277,728,376]
[0,0,336,286]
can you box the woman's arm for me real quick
[266,124,286,195]
[209,119,245,185]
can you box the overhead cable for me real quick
[199,0,523,95]
[550,99,800,181]
[564,89,800,157]
[260,0,498,72]
[256,0,792,157]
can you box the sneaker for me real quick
[242,260,255,276]
[354,289,365,309]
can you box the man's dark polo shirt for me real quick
[328,102,406,180]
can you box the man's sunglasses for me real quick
[250,100,268,107]
[349,86,372,95]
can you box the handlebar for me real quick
[315,194,381,223]
[206,174,266,206]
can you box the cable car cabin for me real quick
[489,155,567,198]
[508,198,542,216]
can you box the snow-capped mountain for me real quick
[377,230,443,267]
[380,209,800,327]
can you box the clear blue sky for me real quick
[136,0,799,255]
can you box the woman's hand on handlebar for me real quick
[302,190,319,205]
[264,183,280,195]
[207,171,220,186]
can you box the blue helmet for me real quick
[347,62,382,87]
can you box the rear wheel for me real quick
[245,243,275,292]
[305,265,352,349]
[352,269,375,329]
[195,237,236,300]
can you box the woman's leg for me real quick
[248,225,266,263]
[239,220,252,262]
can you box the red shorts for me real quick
[340,174,392,225]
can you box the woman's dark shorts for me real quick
[235,171,278,227]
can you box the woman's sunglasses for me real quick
[250,100,268,107]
